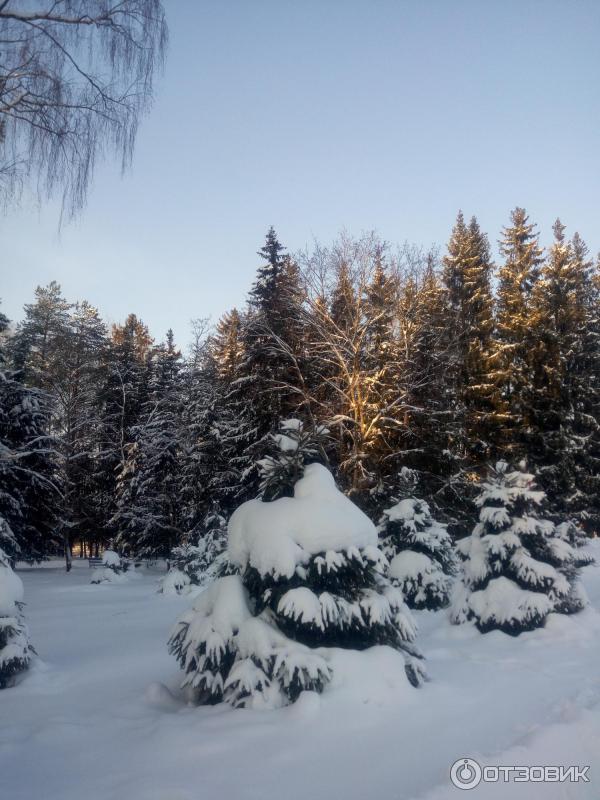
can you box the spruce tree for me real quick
[360,251,403,494]
[59,302,108,562]
[0,376,60,562]
[391,256,459,515]
[526,221,597,522]
[379,475,457,610]
[210,308,243,383]
[451,462,584,635]
[494,208,544,454]
[8,287,109,564]
[443,214,498,459]
[567,233,600,530]
[169,461,425,709]
[440,213,499,530]
[0,547,33,688]
[257,417,331,501]
[179,336,242,525]
[94,314,153,544]
[226,229,306,502]
[1,304,60,562]
[113,331,183,559]
[90,549,129,584]
[163,509,229,594]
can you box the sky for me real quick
[2,0,600,347]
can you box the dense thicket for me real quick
[3,210,599,563]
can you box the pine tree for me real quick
[8,281,72,390]
[451,462,584,635]
[169,462,425,709]
[0,547,33,688]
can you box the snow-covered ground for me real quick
[2,546,600,800]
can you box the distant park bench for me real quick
[87,557,154,569]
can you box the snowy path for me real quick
[2,548,600,800]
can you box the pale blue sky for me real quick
[3,0,599,347]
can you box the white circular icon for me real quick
[450,758,483,790]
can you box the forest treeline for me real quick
[1,208,599,565]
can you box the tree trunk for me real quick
[64,534,72,572]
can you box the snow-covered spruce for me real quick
[0,548,33,688]
[451,462,586,635]
[379,497,457,610]
[160,512,229,595]
[257,418,330,502]
[91,550,129,585]
[159,568,191,596]
[168,464,424,708]
[555,521,595,569]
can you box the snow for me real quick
[467,576,554,627]
[102,549,121,568]
[389,549,433,580]
[280,418,303,431]
[383,497,424,525]
[159,568,191,596]
[2,547,600,800]
[90,566,128,584]
[0,562,24,615]
[228,463,377,578]
[272,432,299,452]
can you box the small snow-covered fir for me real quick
[451,462,586,635]
[169,463,425,709]
[91,550,129,585]
[554,520,595,569]
[160,511,229,595]
[0,547,33,688]
[379,497,457,610]
[159,568,191,596]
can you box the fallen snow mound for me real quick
[228,463,377,578]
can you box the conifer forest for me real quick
[2,2,600,799]
[4,213,600,565]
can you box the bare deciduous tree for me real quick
[0,0,168,217]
